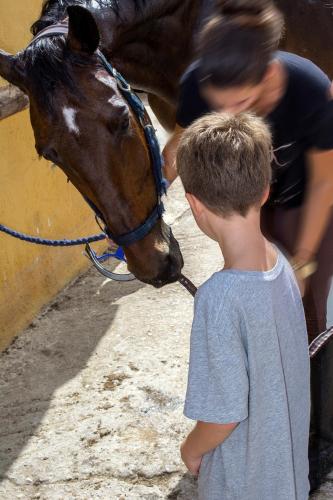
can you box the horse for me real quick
[277,0,333,77]
[0,1,332,287]
[0,1,188,288]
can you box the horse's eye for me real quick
[119,115,130,133]
[108,111,130,135]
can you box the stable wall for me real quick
[0,1,105,351]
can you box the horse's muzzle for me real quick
[145,230,184,288]
[123,219,184,287]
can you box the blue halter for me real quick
[85,51,167,248]
[1,23,200,294]
[11,24,169,282]
[29,24,167,248]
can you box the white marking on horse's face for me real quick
[62,107,80,135]
[108,94,125,107]
[95,71,117,90]
[95,72,126,108]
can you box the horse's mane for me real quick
[24,0,146,111]
[31,0,147,35]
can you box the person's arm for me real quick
[163,64,204,184]
[181,421,238,475]
[162,124,185,184]
[293,149,333,272]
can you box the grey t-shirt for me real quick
[184,250,310,500]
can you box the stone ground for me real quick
[1,113,333,499]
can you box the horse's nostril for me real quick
[157,252,183,284]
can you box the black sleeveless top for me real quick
[176,51,333,208]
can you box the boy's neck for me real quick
[214,210,277,272]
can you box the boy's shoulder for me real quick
[198,270,238,297]
[196,252,298,324]
[195,271,239,324]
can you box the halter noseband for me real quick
[28,23,167,248]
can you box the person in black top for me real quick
[163,0,333,491]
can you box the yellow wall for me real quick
[0,1,105,351]
[0,0,41,75]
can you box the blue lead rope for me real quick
[0,223,106,247]
[0,224,127,264]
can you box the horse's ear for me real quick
[0,50,27,91]
[67,6,100,54]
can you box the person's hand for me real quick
[290,253,317,298]
[180,441,202,476]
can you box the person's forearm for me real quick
[295,179,333,262]
[162,125,184,184]
[182,421,237,458]
[163,144,178,184]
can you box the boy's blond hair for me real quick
[176,113,272,216]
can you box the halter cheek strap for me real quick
[95,50,166,247]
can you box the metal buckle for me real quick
[85,243,135,282]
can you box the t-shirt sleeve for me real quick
[184,288,249,424]
[293,57,333,150]
[304,98,333,150]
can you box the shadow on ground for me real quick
[0,267,144,482]
[167,473,198,499]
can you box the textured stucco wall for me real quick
[0,1,105,350]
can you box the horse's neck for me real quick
[35,0,209,102]
[98,0,206,104]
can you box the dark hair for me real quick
[31,1,147,36]
[27,0,147,111]
[198,0,284,88]
[176,112,272,217]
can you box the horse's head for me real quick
[0,6,183,287]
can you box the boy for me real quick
[176,113,310,500]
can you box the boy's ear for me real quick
[185,193,204,218]
[261,186,270,206]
